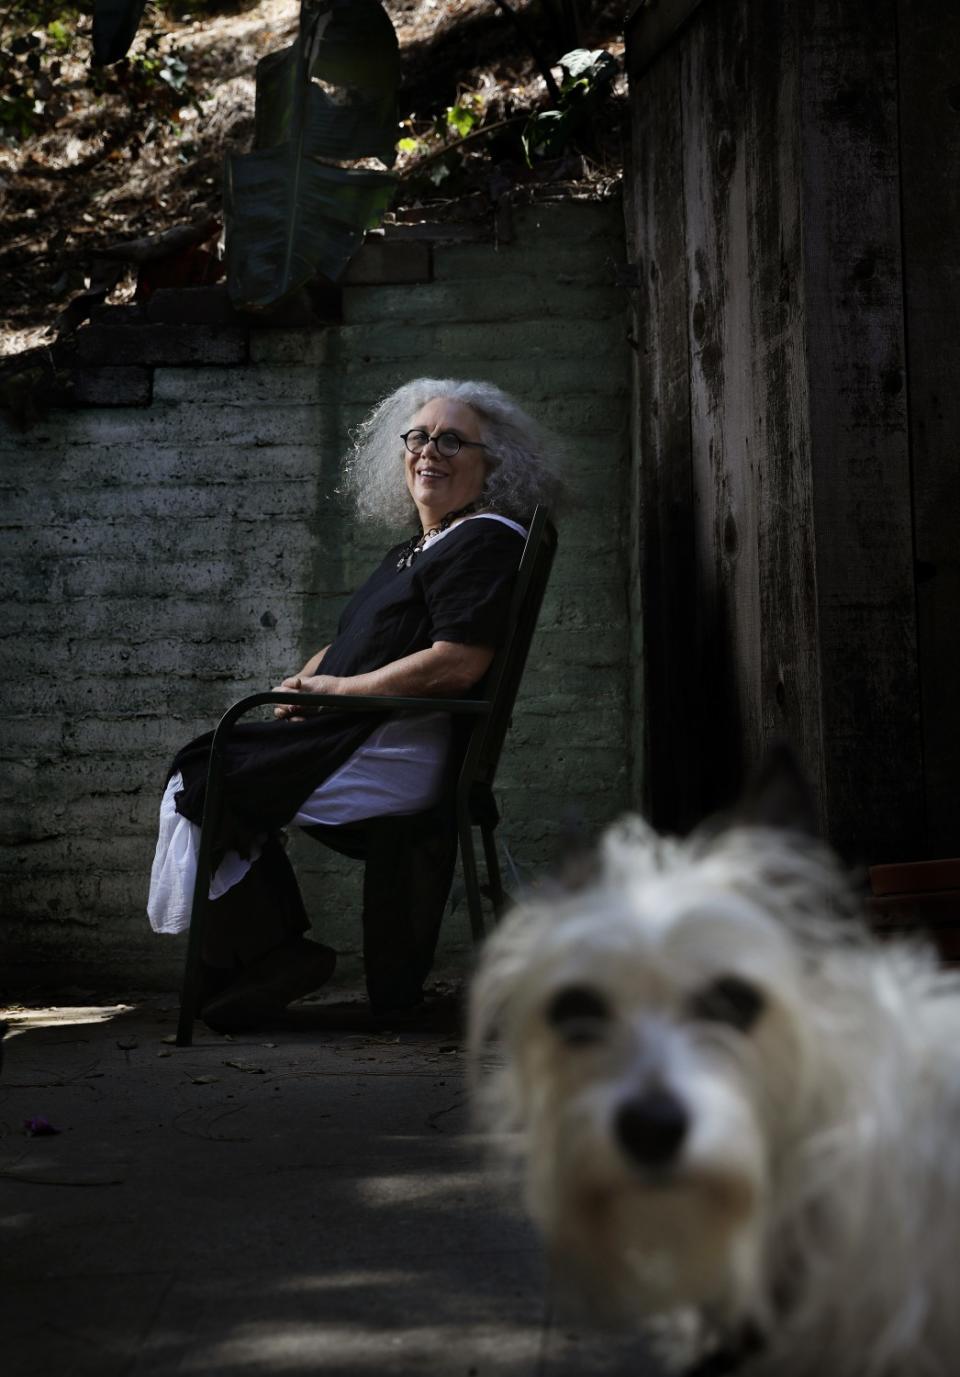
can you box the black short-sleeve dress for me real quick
[171,516,526,847]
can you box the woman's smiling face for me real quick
[403,397,490,527]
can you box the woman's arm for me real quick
[272,641,494,718]
[271,644,331,719]
[297,645,330,678]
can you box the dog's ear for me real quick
[736,739,820,836]
[549,806,603,892]
[556,847,603,892]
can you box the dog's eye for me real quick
[690,975,765,1032]
[546,985,611,1045]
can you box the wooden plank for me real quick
[681,0,762,810]
[624,36,700,831]
[747,0,826,809]
[799,0,924,860]
[626,0,706,76]
[896,0,960,857]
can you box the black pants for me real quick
[202,811,459,1014]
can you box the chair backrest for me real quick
[456,505,558,809]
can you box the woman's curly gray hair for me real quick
[341,378,564,527]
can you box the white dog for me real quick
[469,754,960,1376]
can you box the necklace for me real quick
[395,502,481,570]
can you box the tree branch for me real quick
[400,114,526,176]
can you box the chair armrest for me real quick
[213,689,490,740]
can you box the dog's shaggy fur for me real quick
[469,781,960,1376]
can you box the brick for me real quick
[382,220,489,242]
[76,322,248,367]
[67,716,211,757]
[511,200,626,245]
[73,367,152,407]
[0,834,151,875]
[0,717,65,757]
[0,400,359,448]
[433,240,625,287]
[1,596,298,643]
[326,352,628,410]
[541,393,630,430]
[147,285,241,326]
[0,796,149,844]
[0,512,338,561]
[0,870,142,913]
[2,478,333,524]
[90,304,146,325]
[248,329,339,367]
[446,316,626,362]
[0,753,156,800]
[343,239,431,285]
[54,559,300,601]
[0,673,264,718]
[0,441,332,485]
[508,705,625,748]
[152,366,337,405]
[342,278,624,326]
[256,284,342,326]
[0,635,279,680]
[248,317,626,375]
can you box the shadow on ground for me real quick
[0,992,665,1377]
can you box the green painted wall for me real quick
[0,201,635,991]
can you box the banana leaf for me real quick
[225,0,400,311]
[225,158,395,309]
[91,0,149,65]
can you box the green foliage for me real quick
[522,46,617,164]
[0,0,198,142]
[446,102,476,139]
[0,2,83,141]
[84,33,200,121]
[394,88,505,199]
[224,0,400,310]
[130,44,190,96]
[46,18,73,51]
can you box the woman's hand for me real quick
[272,674,343,720]
[272,642,495,719]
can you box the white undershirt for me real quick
[147,514,527,935]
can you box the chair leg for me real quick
[481,822,506,920]
[175,874,208,1047]
[458,811,486,945]
[176,757,228,1046]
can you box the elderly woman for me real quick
[148,378,560,1032]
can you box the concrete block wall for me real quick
[0,201,633,991]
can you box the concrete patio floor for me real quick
[0,989,664,1377]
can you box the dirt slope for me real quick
[0,0,625,355]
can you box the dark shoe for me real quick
[370,991,464,1034]
[192,961,236,1016]
[370,999,427,1031]
[201,937,337,1033]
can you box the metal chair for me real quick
[175,507,558,1045]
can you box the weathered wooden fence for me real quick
[624,0,959,863]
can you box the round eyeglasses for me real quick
[400,429,487,459]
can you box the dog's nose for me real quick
[615,1089,689,1168]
